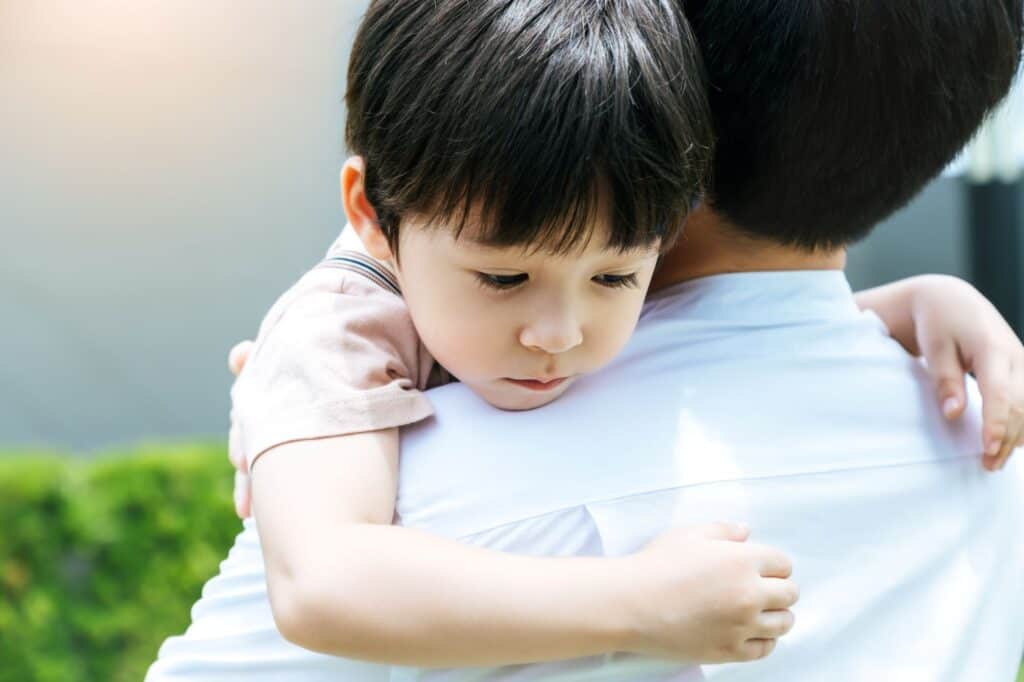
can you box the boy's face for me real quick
[393,217,660,410]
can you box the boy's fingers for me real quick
[1003,364,1024,466]
[228,421,248,473]
[234,470,252,519]
[755,546,793,579]
[990,416,1022,471]
[991,442,1016,472]
[975,355,1012,457]
[228,420,252,518]
[922,338,966,419]
[939,380,966,420]
[228,340,255,377]
[754,609,795,639]
[762,577,800,609]
[937,378,962,417]
[738,638,776,661]
[226,341,254,520]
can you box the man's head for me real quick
[685,0,1024,250]
[342,0,713,410]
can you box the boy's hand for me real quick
[228,340,256,519]
[908,276,1024,471]
[621,522,798,663]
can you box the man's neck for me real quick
[650,204,847,291]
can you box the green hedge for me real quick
[0,443,239,682]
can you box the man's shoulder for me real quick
[401,282,983,536]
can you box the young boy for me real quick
[151,0,1024,677]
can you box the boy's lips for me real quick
[504,376,570,392]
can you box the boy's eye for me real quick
[593,273,639,289]
[476,272,529,290]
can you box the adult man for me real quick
[151,0,1024,680]
[386,4,1024,679]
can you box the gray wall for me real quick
[847,179,969,289]
[0,1,996,451]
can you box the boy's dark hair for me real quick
[686,0,1024,250]
[346,0,712,254]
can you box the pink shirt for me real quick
[231,234,444,469]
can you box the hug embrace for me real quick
[149,1,1024,680]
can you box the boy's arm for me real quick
[254,430,625,666]
[252,430,797,667]
[854,274,1024,469]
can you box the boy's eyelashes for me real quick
[476,272,529,290]
[593,273,640,289]
[474,272,640,291]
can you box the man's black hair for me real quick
[686,0,1024,250]
[346,0,713,254]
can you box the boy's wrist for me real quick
[547,555,645,655]
[593,556,649,655]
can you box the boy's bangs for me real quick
[423,158,664,257]
[348,0,713,255]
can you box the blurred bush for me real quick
[0,443,238,682]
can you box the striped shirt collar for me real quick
[320,250,401,296]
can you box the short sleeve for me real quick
[231,266,434,469]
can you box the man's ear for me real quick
[341,156,394,261]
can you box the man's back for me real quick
[395,270,1024,680]
[148,270,1024,681]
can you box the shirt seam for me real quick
[452,453,980,541]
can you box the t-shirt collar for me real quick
[642,269,860,324]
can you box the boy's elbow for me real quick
[267,571,339,651]
[267,573,320,649]
[266,570,370,655]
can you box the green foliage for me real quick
[0,443,239,682]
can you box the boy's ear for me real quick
[341,157,394,261]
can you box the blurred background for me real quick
[0,1,1022,452]
[0,2,1022,681]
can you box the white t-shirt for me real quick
[147,270,1024,681]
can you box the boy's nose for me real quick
[519,313,583,355]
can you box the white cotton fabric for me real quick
[147,270,1024,682]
